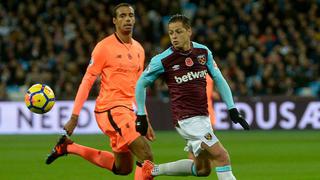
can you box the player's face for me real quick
[113,6,135,35]
[168,22,192,51]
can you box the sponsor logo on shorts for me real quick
[204,133,212,140]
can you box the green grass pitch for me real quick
[0,131,319,180]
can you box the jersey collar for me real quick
[114,33,132,44]
[171,42,193,56]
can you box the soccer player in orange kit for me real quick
[45,3,154,179]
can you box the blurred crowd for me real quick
[0,0,319,101]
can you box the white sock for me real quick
[151,159,197,176]
[216,165,236,180]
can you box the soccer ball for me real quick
[25,84,55,114]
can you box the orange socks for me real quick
[67,143,115,170]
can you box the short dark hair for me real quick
[112,3,133,18]
[168,14,191,29]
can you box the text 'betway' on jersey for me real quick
[174,70,207,84]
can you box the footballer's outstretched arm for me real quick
[206,50,235,109]
[65,43,106,135]
[135,56,165,136]
[206,49,250,130]
[135,55,165,115]
[72,72,98,115]
[64,71,98,136]
[135,76,150,115]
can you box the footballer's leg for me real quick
[191,150,211,176]
[129,136,153,161]
[46,110,131,174]
[46,136,135,175]
[46,135,73,164]
[128,136,154,180]
[99,107,154,179]
[66,142,116,170]
[108,108,154,179]
[45,134,117,171]
[144,150,210,177]
[160,142,235,179]
[201,142,236,180]
[112,151,134,175]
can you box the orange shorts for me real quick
[95,106,141,153]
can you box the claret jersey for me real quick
[136,42,235,125]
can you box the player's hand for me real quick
[228,108,250,130]
[63,114,79,136]
[146,119,156,141]
[135,115,148,136]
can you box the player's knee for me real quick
[140,146,153,161]
[134,148,153,161]
[129,137,153,161]
[142,150,153,161]
[196,168,211,177]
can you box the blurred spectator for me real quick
[0,82,8,100]
[0,0,319,101]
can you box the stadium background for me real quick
[0,0,319,179]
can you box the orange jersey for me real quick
[206,75,216,125]
[72,33,145,115]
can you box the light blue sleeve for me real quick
[206,48,235,110]
[135,55,165,115]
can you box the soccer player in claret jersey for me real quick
[135,14,250,180]
[45,3,155,179]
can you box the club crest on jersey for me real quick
[197,54,207,65]
[185,57,194,67]
[204,133,212,140]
